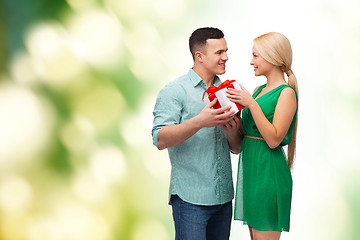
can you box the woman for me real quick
[226,32,298,240]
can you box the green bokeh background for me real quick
[0,0,359,239]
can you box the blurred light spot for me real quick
[27,204,110,240]
[129,21,159,44]
[333,63,360,96]
[151,0,185,20]
[129,57,162,83]
[0,84,52,167]
[143,148,171,180]
[0,175,33,212]
[10,52,38,85]
[133,219,168,240]
[140,96,156,131]
[67,9,124,70]
[26,23,63,57]
[60,114,96,154]
[90,146,127,185]
[72,169,108,203]
[143,146,170,180]
[104,0,150,20]
[292,160,350,240]
[25,22,84,86]
[54,204,110,240]
[73,85,124,131]
[331,102,360,165]
[27,218,63,240]
[125,22,163,83]
[120,101,170,178]
[2,213,29,239]
[121,115,149,148]
[66,0,96,10]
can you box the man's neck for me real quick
[192,66,215,88]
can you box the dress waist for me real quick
[244,135,264,141]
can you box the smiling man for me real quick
[152,27,243,240]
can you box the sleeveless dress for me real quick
[234,84,298,232]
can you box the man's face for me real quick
[200,38,228,75]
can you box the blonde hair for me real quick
[253,32,298,169]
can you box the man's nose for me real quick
[222,52,229,61]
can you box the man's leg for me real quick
[206,201,232,240]
[171,195,208,240]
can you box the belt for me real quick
[244,135,264,141]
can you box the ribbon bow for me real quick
[202,80,236,100]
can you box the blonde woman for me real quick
[226,32,298,240]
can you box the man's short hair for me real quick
[189,27,224,60]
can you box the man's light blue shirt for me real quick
[152,68,234,205]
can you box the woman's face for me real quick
[250,45,274,77]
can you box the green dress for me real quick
[234,84,298,232]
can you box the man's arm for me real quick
[157,99,235,150]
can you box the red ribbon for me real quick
[202,80,244,111]
[202,80,236,100]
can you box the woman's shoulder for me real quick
[278,85,298,104]
[279,85,297,99]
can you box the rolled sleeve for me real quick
[152,83,184,149]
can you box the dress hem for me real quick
[233,217,289,232]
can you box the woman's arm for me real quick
[226,86,297,149]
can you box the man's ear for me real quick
[195,51,204,63]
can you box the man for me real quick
[152,27,242,240]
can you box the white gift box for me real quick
[203,81,242,114]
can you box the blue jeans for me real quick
[170,195,232,240]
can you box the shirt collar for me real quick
[187,68,222,88]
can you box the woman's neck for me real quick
[265,68,286,89]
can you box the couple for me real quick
[152,27,298,240]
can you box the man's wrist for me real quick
[188,115,203,130]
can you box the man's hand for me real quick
[195,98,235,128]
[157,98,235,150]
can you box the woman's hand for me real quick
[221,112,243,154]
[226,84,256,108]
[221,112,242,138]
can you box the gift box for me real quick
[202,80,245,114]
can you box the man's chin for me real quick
[218,70,226,75]
[216,67,226,75]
